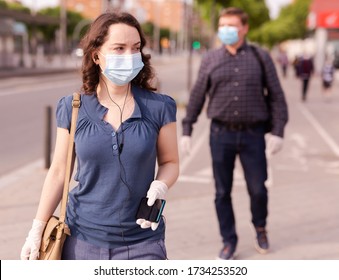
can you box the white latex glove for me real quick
[266,134,284,156]
[136,180,168,231]
[20,219,47,260]
[180,135,191,156]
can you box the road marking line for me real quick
[177,175,246,186]
[179,121,210,174]
[298,104,339,157]
[178,175,212,184]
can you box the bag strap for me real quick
[250,44,273,132]
[249,44,267,91]
[59,92,81,223]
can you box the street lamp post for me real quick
[186,0,193,93]
[110,0,125,11]
[60,0,67,64]
[152,0,162,54]
[210,0,216,48]
[30,0,38,68]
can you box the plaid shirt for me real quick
[182,42,288,137]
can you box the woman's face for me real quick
[96,23,141,67]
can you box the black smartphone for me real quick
[136,197,166,223]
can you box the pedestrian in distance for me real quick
[277,48,289,78]
[321,58,335,101]
[292,55,301,78]
[20,12,179,260]
[295,53,314,102]
[180,7,288,260]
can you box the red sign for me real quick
[317,11,339,28]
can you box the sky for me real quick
[20,0,58,11]
[21,0,292,19]
[265,0,293,19]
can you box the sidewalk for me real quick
[1,56,339,260]
[0,55,81,80]
[1,107,339,260]
[0,67,77,79]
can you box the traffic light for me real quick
[192,41,201,50]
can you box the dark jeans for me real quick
[209,121,268,248]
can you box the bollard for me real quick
[44,106,52,169]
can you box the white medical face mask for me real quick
[99,52,144,86]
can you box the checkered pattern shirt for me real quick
[182,42,288,137]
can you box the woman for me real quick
[20,12,179,260]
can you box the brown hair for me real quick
[80,12,156,94]
[219,7,249,26]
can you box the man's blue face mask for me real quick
[217,26,239,46]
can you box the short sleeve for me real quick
[56,95,72,130]
[160,95,177,127]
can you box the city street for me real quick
[0,53,339,260]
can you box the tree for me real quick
[37,7,86,42]
[250,0,313,48]
[196,0,269,32]
[0,0,30,12]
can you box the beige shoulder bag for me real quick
[38,92,81,260]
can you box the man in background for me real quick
[180,7,288,260]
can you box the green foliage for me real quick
[196,0,269,31]
[7,2,30,13]
[250,0,313,48]
[196,0,313,48]
[229,0,270,30]
[36,7,86,41]
[160,28,170,39]
[0,0,7,9]
[141,21,171,39]
[0,0,30,12]
[36,7,59,41]
[141,21,154,38]
[196,0,221,30]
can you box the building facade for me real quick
[66,0,185,32]
[307,0,339,70]
[66,0,189,52]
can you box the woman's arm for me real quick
[136,121,179,231]
[35,127,71,222]
[155,122,179,188]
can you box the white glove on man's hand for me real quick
[136,180,168,231]
[180,135,191,156]
[20,219,47,260]
[266,135,284,156]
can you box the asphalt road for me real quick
[0,73,81,175]
[0,54,197,176]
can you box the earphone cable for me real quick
[101,78,132,259]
